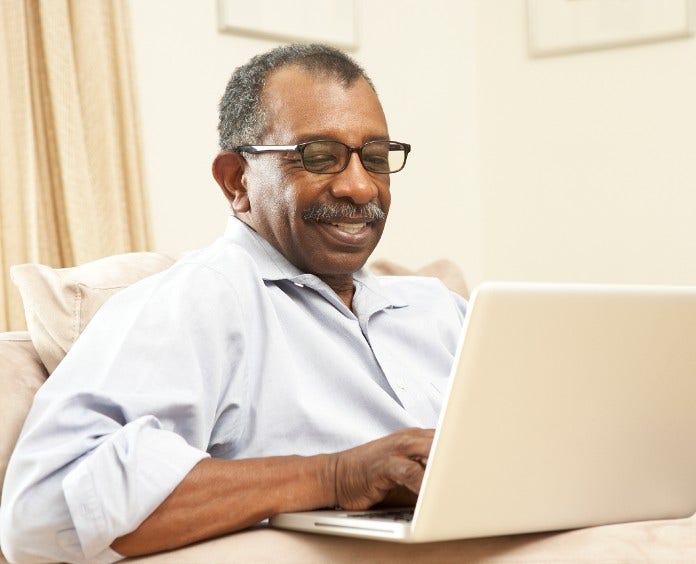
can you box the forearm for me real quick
[111,453,337,556]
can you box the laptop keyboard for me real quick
[346,509,414,522]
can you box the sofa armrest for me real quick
[0,332,48,495]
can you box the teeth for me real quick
[332,222,366,234]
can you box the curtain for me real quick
[0,0,151,331]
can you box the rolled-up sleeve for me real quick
[0,262,245,563]
[63,418,208,560]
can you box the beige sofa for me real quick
[1,253,695,562]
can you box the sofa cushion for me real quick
[370,258,469,298]
[0,333,47,497]
[123,516,696,563]
[10,252,175,374]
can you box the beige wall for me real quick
[129,1,696,290]
[478,2,696,286]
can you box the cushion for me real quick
[371,258,469,298]
[0,332,47,497]
[10,252,175,374]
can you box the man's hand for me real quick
[333,427,434,510]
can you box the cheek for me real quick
[247,162,334,222]
[247,165,288,212]
[250,177,306,237]
[281,173,330,215]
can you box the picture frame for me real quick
[528,0,695,56]
[217,0,358,50]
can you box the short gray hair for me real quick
[218,44,376,150]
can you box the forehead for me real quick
[260,65,389,144]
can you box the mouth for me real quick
[330,221,368,235]
[312,217,377,247]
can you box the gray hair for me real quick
[218,44,376,150]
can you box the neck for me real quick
[320,274,356,311]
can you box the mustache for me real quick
[301,201,386,223]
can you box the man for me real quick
[0,44,466,562]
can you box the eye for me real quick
[304,152,337,165]
[302,143,341,172]
[362,148,390,172]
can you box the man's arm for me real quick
[112,428,433,557]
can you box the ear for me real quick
[212,151,250,213]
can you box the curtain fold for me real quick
[0,0,151,331]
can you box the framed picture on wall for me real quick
[217,0,358,49]
[528,0,695,56]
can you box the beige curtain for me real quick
[0,0,151,331]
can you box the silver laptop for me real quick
[270,281,696,542]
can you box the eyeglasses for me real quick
[234,140,411,174]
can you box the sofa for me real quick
[1,252,695,562]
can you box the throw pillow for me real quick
[370,258,469,299]
[11,252,175,374]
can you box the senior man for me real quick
[0,44,466,562]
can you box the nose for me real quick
[328,152,381,204]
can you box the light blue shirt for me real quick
[0,217,467,563]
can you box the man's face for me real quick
[239,66,392,282]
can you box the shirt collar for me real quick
[223,216,408,310]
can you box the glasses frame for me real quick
[233,139,411,174]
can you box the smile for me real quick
[312,218,376,246]
[331,222,367,234]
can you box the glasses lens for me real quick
[361,141,407,173]
[301,141,347,173]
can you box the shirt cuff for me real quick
[63,416,209,560]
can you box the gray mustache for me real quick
[302,202,386,223]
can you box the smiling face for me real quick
[234,66,392,295]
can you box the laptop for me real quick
[270,281,696,542]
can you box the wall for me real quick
[129,1,696,289]
[477,2,696,285]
